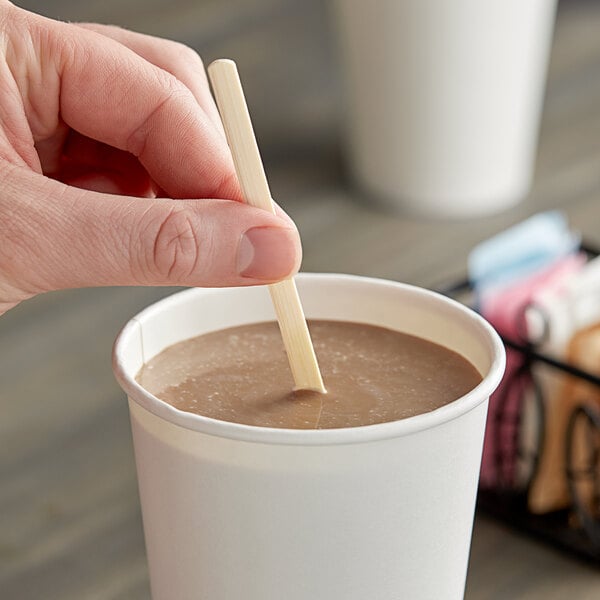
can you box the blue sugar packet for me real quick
[468,211,580,297]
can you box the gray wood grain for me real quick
[2,0,600,598]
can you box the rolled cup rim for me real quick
[112,273,505,446]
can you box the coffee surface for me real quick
[137,320,482,429]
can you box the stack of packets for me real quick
[469,211,600,515]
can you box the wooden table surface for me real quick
[2,0,600,598]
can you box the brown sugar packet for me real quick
[528,322,600,514]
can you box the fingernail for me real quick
[238,226,301,280]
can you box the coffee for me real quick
[137,320,482,429]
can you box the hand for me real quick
[0,1,301,315]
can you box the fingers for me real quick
[0,165,301,296]
[74,23,225,138]
[19,9,241,201]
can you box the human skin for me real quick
[0,0,301,316]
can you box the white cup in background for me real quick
[333,0,558,218]
[113,274,504,600]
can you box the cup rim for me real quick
[112,273,505,446]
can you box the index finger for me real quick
[74,23,226,138]
[29,13,241,201]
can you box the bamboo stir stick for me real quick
[208,59,326,393]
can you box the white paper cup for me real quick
[113,274,504,600]
[333,0,558,218]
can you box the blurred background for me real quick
[1,0,600,598]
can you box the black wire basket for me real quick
[437,243,600,564]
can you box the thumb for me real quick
[0,166,301,296]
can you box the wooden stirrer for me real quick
[208,59,326,393]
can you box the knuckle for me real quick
[141,207,201,283]
[155,67,188,96]
[125,74,190,158]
